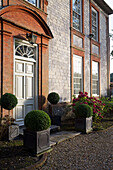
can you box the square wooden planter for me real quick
[75,116,93,133]
[24,128,50,154]
[0,124,19,141]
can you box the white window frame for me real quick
[73,55,83,96]
[92,61,99,96]
[73,0,82,32]
[92,7,98,41]
[26,0,40,8]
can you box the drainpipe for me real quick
[106,17,110,97]
[41,34,43,110]
[1,17,3,118]
[89,0,91,97]
[90,36,92,97]
[7,0,9,6]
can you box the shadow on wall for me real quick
[110,85,113,97]
[38,95,47,112]
[38,95,46,106]
[101,88,111,99]
[59,97,67,103]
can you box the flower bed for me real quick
[71,92,106,121]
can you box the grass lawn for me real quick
[0,138,43,170]
[93,118,113,131]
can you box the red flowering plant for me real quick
[71,91,106,121]
[0,115,15,126]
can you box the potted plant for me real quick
[47,92,60,105]
[0,93,19,140]
[47,92,61,125]
[24,110,51,154]
[74,104,93,133]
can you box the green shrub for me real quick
[71,92,106,120]
[24,110,51,131]
[1,93,18,110]
[74,104,93,118]
[47,92,60,104]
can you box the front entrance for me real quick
[14,40,37,125]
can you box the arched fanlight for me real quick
[15,44,35,59]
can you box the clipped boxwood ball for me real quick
[1,93,18,110]
[47,92,60,104]
[74,104,93,118]
[24,110,51,131]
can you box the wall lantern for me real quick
[89,33,94,39]
[26,33,37,44]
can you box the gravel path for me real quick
[39,127,113,170]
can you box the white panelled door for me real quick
[14,40,36,125]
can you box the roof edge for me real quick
[93,0,113,15]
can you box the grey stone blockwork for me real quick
[84,0,90,95]
[47,0,71,102]
[84,0,108,96]
[47,0,109,102]
[91,0,108,96]
[100,12,108,96]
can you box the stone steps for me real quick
[19,125,81,147]
[19,125,60,135]
[50,125,60,133]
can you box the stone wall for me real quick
[91,0,108,96]
[84,0,90,95]
[47,0,71,102]
[47,0,109,102]
[100,12,108,96]
[84,0,108,96]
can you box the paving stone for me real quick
[50,131,81,144]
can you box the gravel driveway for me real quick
[38,127,113,170]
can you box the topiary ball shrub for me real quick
[74,104,93,118]
[24,110,51,131]
[47,92,60,104]
[1,93,18,110]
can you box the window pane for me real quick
[92,7,98,41]
[27,0,36,6]
[92,61,99,95]
[37,0,40,8]
[26,0,40,8]
[75,84,80,88]
[92,25,97,36]
[73,55,83,95]
[73,0,82,32]
[15,42,36,60]
[92,16,96,26]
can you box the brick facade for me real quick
[0,0,53,118]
